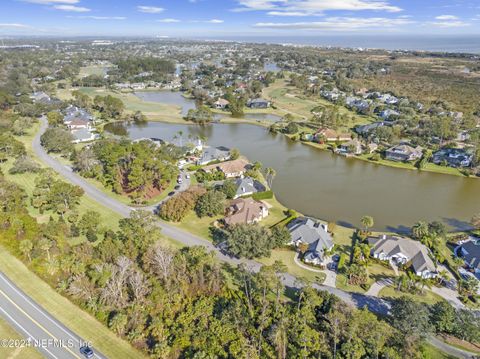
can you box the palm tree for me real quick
[265,167,277,189]
[360,215,374,233]
[411,221,429,240]
[19,239,33,262]
[38,238,52,260]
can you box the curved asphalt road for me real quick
[33,118,388,314]
[16,117,466,358]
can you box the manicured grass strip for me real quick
[378,286,444,305]
[0,247,146,359]
[259,248,326,284]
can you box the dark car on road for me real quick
[174,185,180,190]
[168,191,175,196]
[80,345,94,358]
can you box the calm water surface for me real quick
[134,91,196,116]
[106,122,480,232]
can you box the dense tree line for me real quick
[4,171,476,358]
[73,139,178,202]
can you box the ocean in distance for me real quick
[199,35,480,54]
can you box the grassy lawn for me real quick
[168,211,221,241]
[335,265,396,294]
[378,286,444,305]
[0,247,146,359]
[355,154,466,177]
[78,65,111,78]
[0,317,44,359]
[1,126,122,230]
[259,248,326,284]
[263,79,375,129]
[421,343,458,359]
[57,86,185,123]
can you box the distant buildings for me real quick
[247,98,270,109]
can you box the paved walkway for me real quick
[365,278,393,297]
[293,253,337,287]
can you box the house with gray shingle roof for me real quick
[197,146,231,165]
[233,177,266,199]
[287,217,334,266]
[456,237,480,277]
[368,235,437,278]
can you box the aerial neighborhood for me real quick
[1,36,480,359]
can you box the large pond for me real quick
[135,90,282,122]
[104,121,480,232]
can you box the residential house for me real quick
[30,91,50,104]
[214,98,230,110]
[432,148,473,168]
[379,109,400,121]
[355,122,384,135]
[203,159,250,178]
[456,237,480,276]
[223,198,269,226]
[71,129,96,143]
[346,97,370,112]
[287,217,334,266]
[233,177,266,199]
[337,139,363,156]
[379,94,399,105]
[368,235,437,278]
[68,118,91,130]
[197,146,230,165]
[247,98,270,109]
[385,144,423,162]
[315,128,351,142]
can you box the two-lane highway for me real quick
[0,272,105,359]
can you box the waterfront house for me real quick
[315,128,351,142]
[72,129,96,144]
[368,235,437,278]
[337,139,363,156]
[247,98,270,109]
[355,122,384,136]
[432,148,473,168]
[385,144,423,162]
[456,237,480,276]
[214,98,230,110]
[197,146,231,165]
[287,217,334,266]
[233,177,266,199]
[203,159,250,178]
[68,118,91,130]
[223,198,269,226]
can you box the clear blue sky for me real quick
[0,0,479,37]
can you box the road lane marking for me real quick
[0,273,105,359]
[0,287,81,359]
[0,304,58,359]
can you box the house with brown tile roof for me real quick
[224,198,269,226]
[203,158,250,178]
